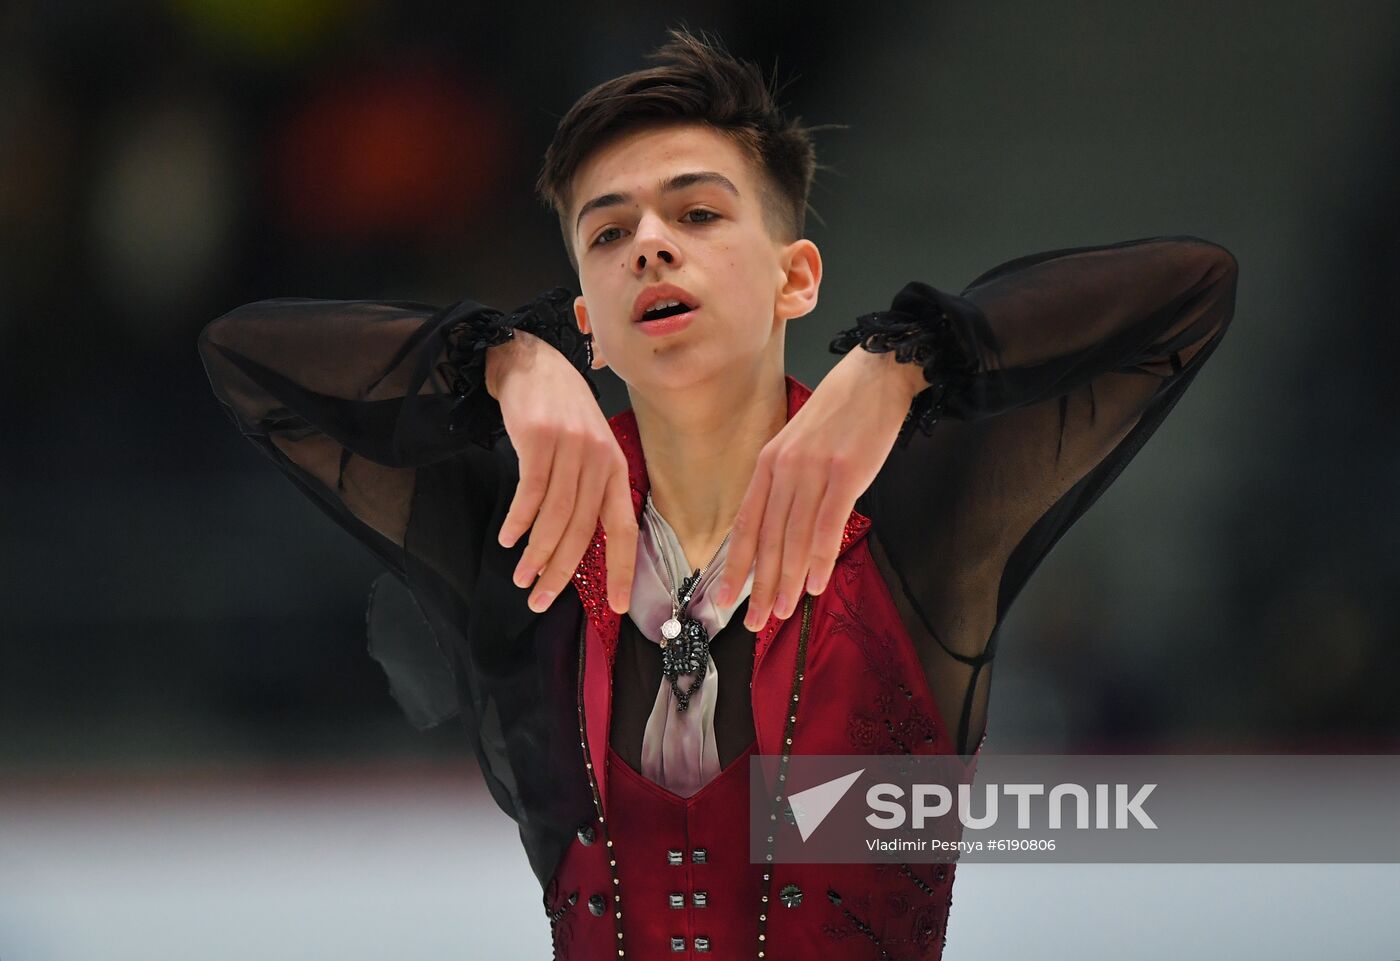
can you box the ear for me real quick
[775,238,822,323]
[574,295,609,370]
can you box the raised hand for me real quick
[712,349,926,629]
[487,330,637,615]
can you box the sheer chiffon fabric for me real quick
[197,235,1238,887]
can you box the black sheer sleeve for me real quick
[196,287,596,727]
[197,288,591,569]
[198,285,607,888]
[842,236,1239,756]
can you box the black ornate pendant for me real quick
[659,571,710,713]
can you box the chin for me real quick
[624,352,733,393]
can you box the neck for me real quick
[630,358,789,573]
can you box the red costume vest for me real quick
[548,376,979,960]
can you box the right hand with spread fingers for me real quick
[487,329,636,616]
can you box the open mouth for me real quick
[638,299,695,322]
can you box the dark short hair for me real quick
[536,26,825,271]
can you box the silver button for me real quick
[694,936,711,952]
[693,890,708,908]
[668,892,684,909]
[671,936,686,951]
[667,849,683,865]
[691,847,708,864]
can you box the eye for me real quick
[683,208,720,224]
[591,226,625,248]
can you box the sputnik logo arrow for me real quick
[787,769,864,842]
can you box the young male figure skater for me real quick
[199,27,1238,960]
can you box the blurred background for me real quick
[2,2,1397,959]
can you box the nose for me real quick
[635,248,675,272]
[630,214,680,275]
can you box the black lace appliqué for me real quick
[829,282,985,449]
[435,286,599,449]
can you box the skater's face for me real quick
[568,122,821,393]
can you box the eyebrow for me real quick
[574,171,741,236]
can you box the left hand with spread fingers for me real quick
[712,348,928,629]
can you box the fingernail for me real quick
[806,572,825,595]
[774,592,789,618]
[714,584,731,606]
[529,590,555,612]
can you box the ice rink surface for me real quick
[2,766,1396,960]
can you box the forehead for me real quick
[569,122,761,215]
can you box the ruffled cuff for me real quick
[829,282,985,449]
[434,286,600,450]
